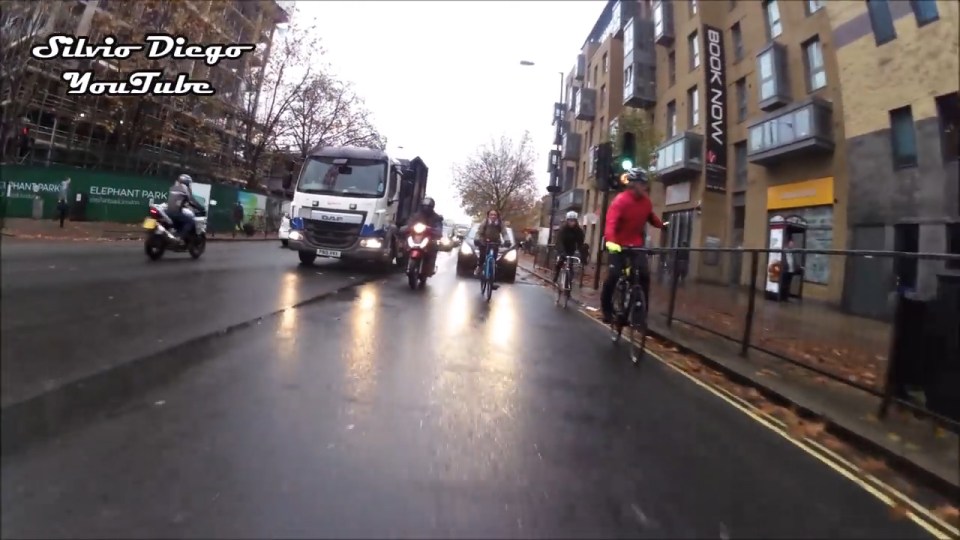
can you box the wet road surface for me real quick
[1,240,375,407]
[0,251,929,538]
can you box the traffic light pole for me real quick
[592,189,611,291]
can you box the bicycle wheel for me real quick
[555,266,565,306]
[484,257,494,302]
[627,286,648,365]
[563,266,573,309]
[610,279,628,343]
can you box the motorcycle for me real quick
[142,200,213,261]
[404,222,437,290]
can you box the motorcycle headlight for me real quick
[413,223,427,234]
[460,243,473,255]
[503,249,517,262]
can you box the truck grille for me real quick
[303,219,361,249]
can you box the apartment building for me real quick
[552,0,655,252]
[826,0,959,318]
[6,0,287,185]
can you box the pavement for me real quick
[0,245,953,538]
[518,254,959,497]
[1,217,276,242]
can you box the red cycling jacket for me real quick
[603,190,664,247]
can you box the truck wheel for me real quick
[298,251,317,265]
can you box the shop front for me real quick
[764,177,835,301]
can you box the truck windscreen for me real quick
[297,157,387,198]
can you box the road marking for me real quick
[521,271,956,538]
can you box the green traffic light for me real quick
[621,159,633,170]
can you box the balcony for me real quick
[552,102,564,125]
[547,149,561,173]
[653,132,704,183]
[562,132,582,160]
[623,60,657,109]
[558,188,585,212]
[757,42,791,112]
[653,0,674,46]
[574,54,586,81]
[575,87,596,121]
[747,98,835,166]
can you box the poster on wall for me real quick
[190,182,212,213]
[238,191,267,223]
[703,23,728,193]
[765,219,785,295]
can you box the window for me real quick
[668,51,676,86]
[593,65,598,85]
[804,37,827,91]
[867,0,897,45]
[748,105,820,153]
[689,0,698,16]
[764,0,782,39]
[667,101,677,137]
[603,53,609,73]
[910,0,939,26]
[689,31,700,70]
[758,49,776,101]
[654,2,664,38]
[624,65,634,93]
[935,92,959,162]
[734,141,747,190]
[688,86,699,127]
[889,106,918,169]
[807,0,824,14]
[600,84,607,107]
[894,224,919,290]
[736,78,747,122]
[731,23,744,62]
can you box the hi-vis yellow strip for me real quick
[549,296,958,539]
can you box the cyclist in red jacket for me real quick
[600,168,666,324]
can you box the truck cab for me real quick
[285,146,427,268]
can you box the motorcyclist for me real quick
[600,168,666,324]
[553,211,585,284]
[474,209,504,277]
[166,174,204,241]
[405,197,444,276]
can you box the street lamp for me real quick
[519,60,565,246]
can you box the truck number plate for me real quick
[316,249,341,258]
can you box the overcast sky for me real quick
[297,0,603,224]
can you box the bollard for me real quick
[741,250,759,357]
[666,247,680,327]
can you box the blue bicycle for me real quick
[479,241,500,302]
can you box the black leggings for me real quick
[601,251,651,316]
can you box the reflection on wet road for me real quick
[0,251,931,538]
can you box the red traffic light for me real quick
[21,127,29,135]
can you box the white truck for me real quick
[284,146,428,269]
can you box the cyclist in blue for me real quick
[553,211,585,284]
[474,209,504,286]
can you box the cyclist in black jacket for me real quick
[553,211,585,284]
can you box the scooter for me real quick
[404,222,437,290]
[142,200,215,261]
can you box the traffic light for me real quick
[593,141,614,191]
[620,131,636,171]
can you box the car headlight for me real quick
[460,243,473,255]
[503,249,517,262]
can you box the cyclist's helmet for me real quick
[177,174,193,185]
[565,211,578,220]
[421,197,435,211]
[619,167,649,187]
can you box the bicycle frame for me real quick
[560,255,581,290]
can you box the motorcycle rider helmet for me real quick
[565,211,578,220]
[177,174,193,185]
[421,197,435,212]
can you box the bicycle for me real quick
[555,254,581,309]
[609,247,650,365]
[479,241,500,302]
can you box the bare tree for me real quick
[452,132,540,226]
[607,107,660,175]
[0,0,65,159]
[283,74,386,158]
[238,7,318,188]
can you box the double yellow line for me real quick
[525,269,957,538]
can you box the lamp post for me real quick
[519,60,565,246]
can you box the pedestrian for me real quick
[780,239,803,302]
[232,200,244,238]
[56,177,71,228]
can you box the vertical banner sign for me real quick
[703,24,727,193]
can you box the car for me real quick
[455,224,518,283]
[278,214,290,246]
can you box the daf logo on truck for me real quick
[285,145,429,270]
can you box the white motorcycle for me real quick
[142,200,215,261]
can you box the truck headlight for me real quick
[289,231,302,241]
[361,238,382,249]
